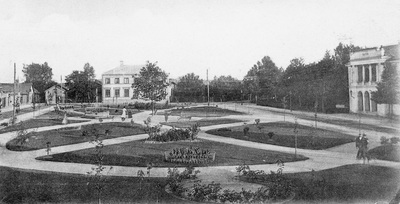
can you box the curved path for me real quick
[0,104,399,191]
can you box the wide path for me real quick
[0,104,399,191]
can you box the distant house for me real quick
[102,61,172,104]
[0,83,36,108]
[45,84,68,104]
[347,43,399,117]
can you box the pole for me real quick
[207,69,210,106]
[12,63,16,124]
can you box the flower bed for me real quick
[164,147,215,164]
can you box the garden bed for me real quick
[161,106,244,117]
[161,118,244,128]
[368,144,400,162]
[206,122,355,150]
[6,122,145,151]
[0,118,87,134]
[36,139,308,167]
[239,164,400,203]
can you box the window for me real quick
[114,78,120,84]
[115,89,120,97]
[105,78,110,84]
[364,66,369,82]
[105,89,111,98]
[124,78,129,84]
[124,89,129,97]
[357,66,363,82]
[371,64,377,82]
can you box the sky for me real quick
[0,0,399,83]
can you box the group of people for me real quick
[356,133,370,163]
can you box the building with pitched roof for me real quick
[45,84,68,104]
[101,61,172,104]
[347,43,399,117]
[0,82,36,108]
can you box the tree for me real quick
[132,61,169,115]
[210,75,242,102]
[65,63,99,103]
[174,73,204,102]
[22,62,56,102]
[372,62,400,117]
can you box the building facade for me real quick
[102,61,172,104]
[45,84,67,104]
[0,83,36,108]
[347,44,399,117]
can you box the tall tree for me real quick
[210,75,242,102]
[22,62,56,102]
[65,63,99,103]
[174,73,204,102]
[372,62,400,117]
[132,61,169,115]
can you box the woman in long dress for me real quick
[121,106,127,121]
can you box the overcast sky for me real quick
[0,0,399,83]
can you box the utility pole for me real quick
[207,69,210,106]
[12,63,16,124]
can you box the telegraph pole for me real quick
[12,63,16,124]
[207,69,210,106]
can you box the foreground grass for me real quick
[37,139,308,167]
[162,106,244,117]
[161,118,244,128]
[206,122,355,150]
[241,164,400,203]
[6,122,145,151]
[368,145,400,162]
[0,166,189,204]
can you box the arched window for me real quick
[358,91,363,112]
[364,91,370,112]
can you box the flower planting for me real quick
[145,123,200,142]
[164,146,215,164]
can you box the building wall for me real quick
[45,87,66,104]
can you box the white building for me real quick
[347,43,399,117]
[45,84,67,104]
[102,61,172,104]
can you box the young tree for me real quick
[372,62,400,117]
[22,62,56,102]
[132,61,169,115]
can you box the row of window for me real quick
[105,88,130,98]
[104,77,131,84]
[357,64,377,83]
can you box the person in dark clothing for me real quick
[359,133,370,164]
[355,134,362,159]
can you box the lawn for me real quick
[6,122,146,151]
[37,139,308,167]
[74,107,141,116]
[162,106,244,117]
[239,164,400,203]
[0,104,45,119]
[368,144,400,162]
[161,118,244,128]
[0,118,87,134]
[206,122,355,150]
[0,166,190,204]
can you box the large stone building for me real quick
[347,43,399,117]
[101,61,172,104]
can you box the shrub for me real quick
[390,137,400,144]
[268,132,275,139]
[243,126,250,136]
[217,128,231,132]
[381,136,389,145]
[255,119,260,125]
[165,147,215,164]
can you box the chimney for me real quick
[120,60,124,66]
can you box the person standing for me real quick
[355,134,362,159]
[121,106,127,121]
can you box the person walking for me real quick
[355,134,362,159]
[359,133,370,164]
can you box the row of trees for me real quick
[173,43,398,113]
[22,62,101,103]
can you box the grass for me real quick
[0,118,87,134]
[0,104,45,119]
[162,106,244,117]
[206,122,355,150]
[240,164,400,203]
[37,139,308,167]
[74,107,141,116]
[0,166,190,204]
[368,144,400,162]
[6,122,145,151]
[161,118,244,128]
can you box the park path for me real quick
[0,104,399,191]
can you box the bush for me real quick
[217,128,231,132]
[268,132,275,139]
[255,119,260,125]
[243,126,250,136]
[390,137,400,144]
[381,136,389,145]
[165,147,215,164]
